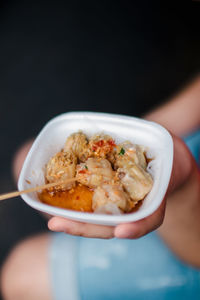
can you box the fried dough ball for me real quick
[115,142,147,169]
[76,158,114,188]
[88,134,116,161]
[64,132,88,162]
[117,163,153,202]
[114,141,152,202]
[46,150,77,190]
[92,184,132,214]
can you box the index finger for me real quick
[48,196,165,240]
[48,217,115,239]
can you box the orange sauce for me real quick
[129,199,143,213]
[38,184,93,212]
[39,184,143,214]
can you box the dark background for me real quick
[0,1,199,298]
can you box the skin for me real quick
[0,234,52,300]
[146,76,200,136]
[146,76,200,266]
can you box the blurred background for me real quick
[0,1,199,298]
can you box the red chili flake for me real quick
[92,145,97,151]
[96,140,104,147]
[76,196,80,200]
[79,170,86,174]
[108,139,116,147]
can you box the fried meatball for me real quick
[92,184,131,214]
[46,150,77,190]
[88,134,116,161]
[115,141,147,169]
[76,158,114,188]
[117,163,153,202]
[64,132,88,162]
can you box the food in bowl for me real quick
[39,131,153,215]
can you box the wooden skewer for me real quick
[0,178,77,201]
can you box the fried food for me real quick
[46,150,77,190]
[40,131,153,214]
[76,158,114,188]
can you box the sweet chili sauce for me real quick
[38,184,93,212]
[38,183,143,214]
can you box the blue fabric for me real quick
[49,233,80,300]
[77,129,200,300]
[50,129,200,300]
[78,233,200,300]
[183,128,200,166]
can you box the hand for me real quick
[48,134,194,239]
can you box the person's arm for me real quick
[145,75,200,136]
[144,76,200,267]
[48,78,200,257]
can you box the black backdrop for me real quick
[0,1,199,297]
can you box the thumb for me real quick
[167,133,194,195]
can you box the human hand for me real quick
[48,134,193,239]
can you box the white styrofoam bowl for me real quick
[18,112,173,225]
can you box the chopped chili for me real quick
[108,139,116,147]
[79,170,86,174]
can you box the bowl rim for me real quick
[18,111,173,225]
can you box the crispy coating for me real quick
[88,134,116,161]
[64,132,89,162]
[46,150,77,190]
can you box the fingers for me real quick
[48,198,166,240]
[48,217,115,239]
[114,199,166,239]
[167,134,194,195]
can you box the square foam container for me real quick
[18,112,173,225]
